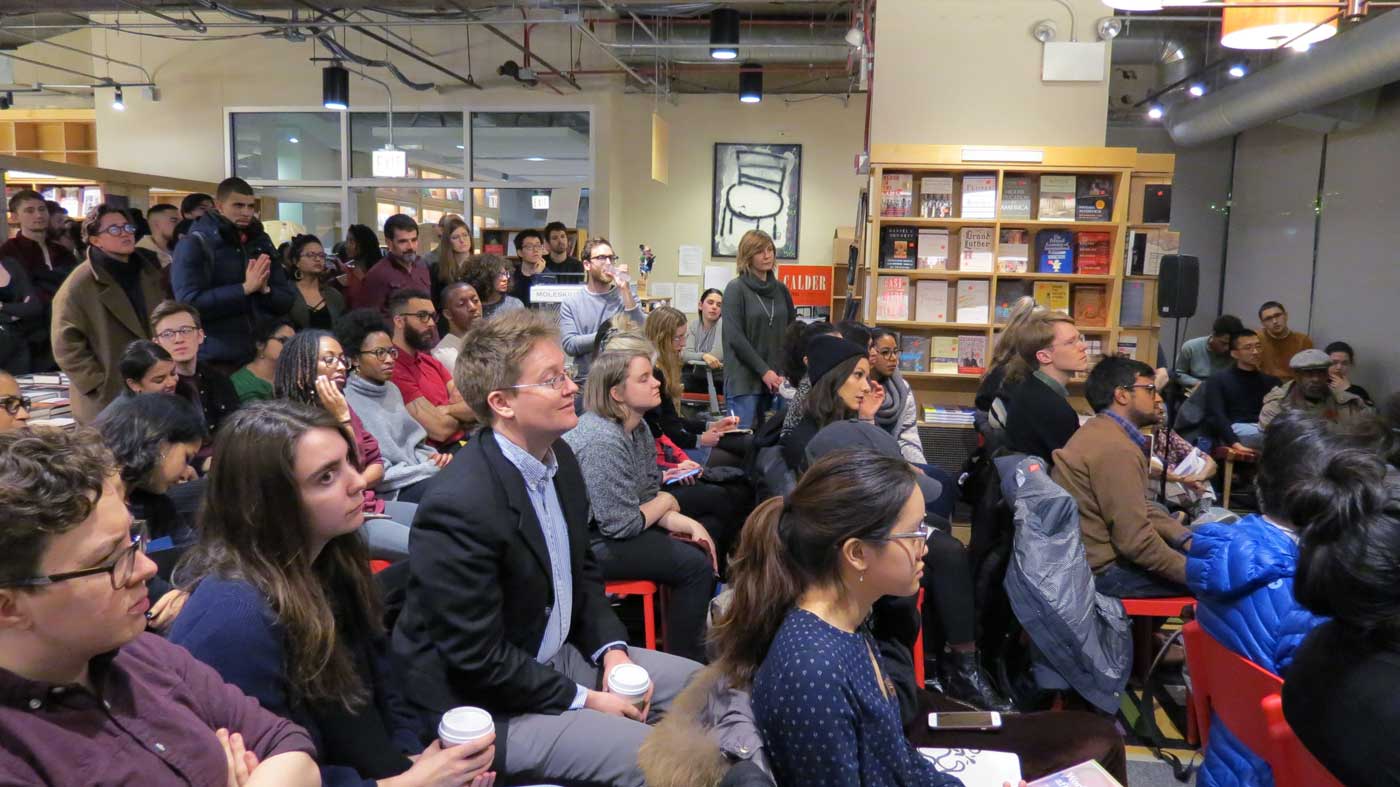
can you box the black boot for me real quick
[939,648,1014,712]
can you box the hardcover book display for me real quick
[959,227,994,272]
[919,176,954,218]
[961,173,997,219]
[1036,229,1076,274]
[880,226,919,270]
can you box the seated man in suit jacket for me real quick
[391,308,701,787]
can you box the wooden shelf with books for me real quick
[865,144,1172,407]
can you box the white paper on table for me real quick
[678,245,703,277]
[918,748,1022,786]
[704,263,735,292]
[674,283,700,314]
[649,282,676,301]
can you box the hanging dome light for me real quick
[1221,0,1337,50]
[322,63,349,110]
[738,63,762,104]
[710,9,740,61]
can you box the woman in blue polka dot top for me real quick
[711,449,1017,787]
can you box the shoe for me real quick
[922,660,946,694]
[939,649,1015,712]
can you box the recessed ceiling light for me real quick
[1147,105,1164,120]
[526,156,547,162]
[288,136,299,143]
[1188,83,1205,97]
[1228,64,1247,78]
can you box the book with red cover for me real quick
[1076,231,1112,275]
[1072,284,1108,327]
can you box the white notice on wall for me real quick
[678,245,703,277]
[674,283,700,314]
[649,282,676,301]
[704,264,735,292]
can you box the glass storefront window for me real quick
[350,112,464,179]
[470,187,589,253]
[232,112,341,181]
[255,187,343,249]
[471,112,590,184]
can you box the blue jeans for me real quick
[360,500,418,561]
[1232,422,1263,449]
[1094,559,1190,598]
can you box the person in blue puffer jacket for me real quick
[1186,410,1388,787]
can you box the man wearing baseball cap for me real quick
[1258,348,1372,429]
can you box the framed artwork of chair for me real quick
[711,142,802,259]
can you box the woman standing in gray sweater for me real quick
[722,230,796,428]
[563,347,717,662]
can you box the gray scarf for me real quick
[875,370,907,432]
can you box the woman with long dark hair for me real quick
[288,233,347,331]
[463,253,523,320]
[170,401,497,787]
[118,339,181,397]
[338,224,382,305]
[231,317,296,403]
[779,321,839,437]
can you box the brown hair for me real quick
[584,347,653,424]
[7,189,44,215]
[581,235,612,264]
[805,354,865,428]
[710,450,917,688]
[1002,308,1074,385]
[0,428,117,586]
[177,401,380,711]
[986,296,1041,380]
[148,300,203,332]
[644,306,687,410]
[83,204,133,243]
[435,216,473,285]
[462,253,512,306]
[454,308,560,425]
[736,229,775,276]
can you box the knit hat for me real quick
[806,335,867,385]
[1290,348,1331,371]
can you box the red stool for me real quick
[1123,596,1196,743]
[913,588,926,688]
[606,580,661,651]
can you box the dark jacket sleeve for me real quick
[255,246,297,317]
[781,417,817,476]
[369,636,425,757]
[722,279,770,378]
[1036,399,1081,462]
[1202,377,1240,446]
[0,259,43,322]
[171,234,253,321]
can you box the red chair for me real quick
[1183,620,1344,787]
[369,559,393,574]
[606,580,661,651]
[913,588,926,687]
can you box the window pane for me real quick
[471,112,590,183]
[352,186,465,247]
[350,112,464,179]
[255,187,343,250]
[471,187,588,254]
[232,112,341,181]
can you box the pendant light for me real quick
[710,9,740,61]
[322,63,349,110]
[739,62,762,104]
[1221,0,1338,49]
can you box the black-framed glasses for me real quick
[98,223,138,237]
[155,326,199,341]
[299,251,327,261]
[0,395,31,415]
[589,254,620,264]
[1121,383,1158,396]
[396,310,436,324]
[874,348,899,358]
[499,366,578,393]
[520,243,545,252]
[358,347,401,361]
[318,353,351,369]
[2,528,147,590]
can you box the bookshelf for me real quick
[862,144,1170,408]
[1118,152,1176,366]
[0,109,97,166]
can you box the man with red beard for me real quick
[388,288,474,451]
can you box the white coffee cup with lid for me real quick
[606,663,652,710]
[439,706,494,748]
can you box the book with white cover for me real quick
[915,280,949,323]
[959,228,994,273]
[956,280,990,324]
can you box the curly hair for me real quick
[462,253,512,305]
[333,309,392,361]
[287,233,324,281]
[0,427,118,585]
[274,329,336,405]
[93,394,207,490]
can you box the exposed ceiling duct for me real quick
[609,20,851,64]
[1166,9,1400,146]
[1109,28,1201,94]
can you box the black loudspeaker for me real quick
[1157,254,1199,319]
[1143,184,1173,224]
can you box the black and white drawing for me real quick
[712,142,801,259]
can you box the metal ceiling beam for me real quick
[292,0,482,91]
[443,0,583,91]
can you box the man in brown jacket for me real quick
[51,205,166,423]
[1052,356,1194,598]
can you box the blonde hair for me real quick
[454,309,560,425]
[644,306,687,411]
[584,348,653,424]
[435,216,472,285]
[1003,308,1075,384]
[736,229,776,275]
[987,297,1040,378]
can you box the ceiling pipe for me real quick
[444,0,583,91]
[294,0,482,91]
[1110,29,1201,92]
[609,22,851,63]
[1166,6,1400,144]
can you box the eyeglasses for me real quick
[358,347,400,361]
[878,522,933,544]
[1052,334,1087,349]
[1121,383,1158,396]
[318,354,351,369]
[396,310,437,324]
[98,223,138,237]
[520,243,545,252]
[299,251,327,261]
[874,348,899,358]
[589,254,620,264]
[499,366,578,393]
[0,395,31,415]
[2,527,147,590]
[155,326,199,341]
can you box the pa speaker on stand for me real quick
[1157,255,1199,320]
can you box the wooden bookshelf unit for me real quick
[0,109,97,166]
[863,144,1170,409]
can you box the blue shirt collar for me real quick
[1101,410,1150,456]
[496,432,558,488]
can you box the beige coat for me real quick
[1258,380,1372,429]
[51,249,167,423]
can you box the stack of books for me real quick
[923,405,976,426]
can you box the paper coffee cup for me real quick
[439,706,494,748]
[607,663,652,710]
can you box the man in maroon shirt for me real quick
[388,288,474,450]
[0,427,319,786]
[351,213,431,315]
[2,189,78,302]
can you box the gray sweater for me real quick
[558,285,645,379]
[562,411,659,540]
[683,316,725,367]
[721,273,795,396]
[343,373,440,497]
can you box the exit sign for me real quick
[372,148,407,178]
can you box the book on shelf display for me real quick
[1076,231,1112,275]
[1117,335,1140,360]
[1075,175,1115,221]
[996,229,1029,273]
[955,280,990,324]
[880,173,913,217]
[899,335,930,372]
[1120,280,1147,326]
[957,334,987,375]
[919,176,953,218]
[916,228,950,270]
[960,174,997,219]
[877,276,910,321]
[1033,280,1070,313]
[931,337,960,374]
[1145,229,1179,276]
[994,280,1030,323]
[959,227,994,272]
[1035,229,1076,274]
[1072,284,1108,327]
[1039,175,1076,220]
[1000,175,1033,220]
[880,226,918,270]
[1085,338,1104,368]
[915,280,949,323]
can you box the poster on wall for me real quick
[711,142,802,259]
